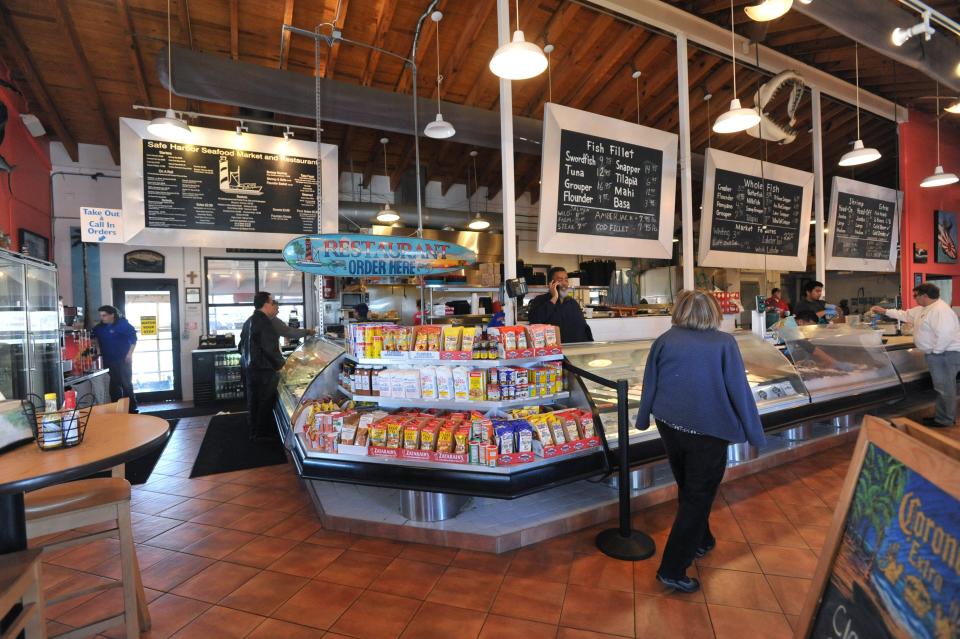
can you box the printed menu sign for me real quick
[698,149,812,271]
[538,103,678,258]
[708,168,804,257]
[555,130,663,239]
[826,177,900,272]
[142,140,318,234]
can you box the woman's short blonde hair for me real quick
[671,289,722,330]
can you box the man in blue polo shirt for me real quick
[91,305,138,413]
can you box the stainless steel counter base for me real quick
[400,490,470,522]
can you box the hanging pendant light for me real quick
[839,44,881,167]
[714,0,761,134]
[921,84,959,188]
[744,0,792,22]
[424,12,456,139]
[376,138,400,223]
[148,0,191,141]
[466,150,489,230]
[489,0,547,80]
[945,99,960,114]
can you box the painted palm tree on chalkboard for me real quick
[69,227,93,328]
[848,445,906,570]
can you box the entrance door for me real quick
[111,279,182,402]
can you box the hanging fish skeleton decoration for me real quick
[745,70,805,144]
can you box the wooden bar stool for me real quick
[90,399,130,479]
[0,549,45,639]
[24,398,149,639]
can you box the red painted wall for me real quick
[899,110,960,306]
[0,58,52,258]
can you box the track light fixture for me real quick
[891,10,934,46]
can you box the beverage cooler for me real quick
[192,348,244,407]
[0,249,62,403]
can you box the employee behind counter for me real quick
[527,267,594,343]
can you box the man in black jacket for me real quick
[240,291,285,440]
[527,267,593,343]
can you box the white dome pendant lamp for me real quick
[424,11,456,139]
[714,0,761,134]
[147,0,192,141]
[376,138,400,223]
[466,150,489,230]
[489,0,547,80]
[839,44,881,167]
[744,0,792,22]
[921,84,959,188]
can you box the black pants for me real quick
[246,368,279,438]
[656,420,729,579]
[106,360,138,412]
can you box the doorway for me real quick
[111,278,182,402]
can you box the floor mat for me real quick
[189,412,287,478]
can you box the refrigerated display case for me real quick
[0,249,62,403]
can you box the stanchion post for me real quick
[595,379,656,561]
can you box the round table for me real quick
[0,413,169,553]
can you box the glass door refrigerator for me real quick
[0,249,62,403]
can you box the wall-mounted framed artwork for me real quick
[18,229,49,260]
[934,210,958,264]
[124,249,165,273]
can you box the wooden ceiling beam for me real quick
[325,0,350,79]
[521,12,615,119]
[279,0,295,69]
[644,52,717,132]
[0,6,78,161]
[176,0,194,48]
[585,34,673,116]
[394,0,440,94]
[55,0,119,163]
[360,0,399,87]
[116,0,150,106]
[230,0,239,59]
[566,28,647,112]
[425,0,492,100]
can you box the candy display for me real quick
[346,323,561,361]
[295,401,601,466]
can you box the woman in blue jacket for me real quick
[636,290,765,593]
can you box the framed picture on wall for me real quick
[914,273,923,288]
[913,242,928,264]
[18,229,49,260]
[185,287,201,304]
[934,210,958,264]
[124,250,165,273]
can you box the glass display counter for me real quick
[563,333,809,448]
[277,336,346,420]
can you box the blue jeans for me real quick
[926,351,960,425]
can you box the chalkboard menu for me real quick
[826,177,899,272]
[698,149,812,271]
[538,104,678,258]
[708,168,804,256]
[832,192,895,259]
[142,140,318,234]
[554,130,662,239]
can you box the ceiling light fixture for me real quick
[632,69,642,126]
[282,127,294,141]
[921,84,959,188]
[714,0,761,134]
[424,11,455,139]
[376,137,401,223]
[945,99,960,114]
[147,0,192,141]
[467,150,489,230]
[489,0,547,80]
[891,10,934,46]
[235,122,247,137]
[744,0,792,22]
[839,44,881,167]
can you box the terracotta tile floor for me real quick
[34,414,868,638]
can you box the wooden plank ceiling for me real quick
[1,0,958,206]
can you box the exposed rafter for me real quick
[55,0,118,163]
[360,0,399,87]
[116,0,150,106]
[0,6,78,161]
[230,0,239,60]
[324,0,350,79]
[279,0,296,69]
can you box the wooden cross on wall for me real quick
[186,271,198,284]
